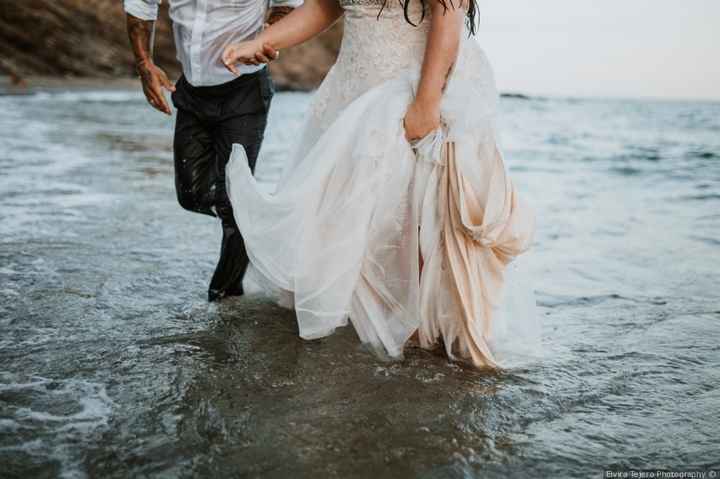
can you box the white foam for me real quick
[0,418,20,432]
[0,375,114,479]
[26,90,144,103]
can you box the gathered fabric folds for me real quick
[227,36,541,368]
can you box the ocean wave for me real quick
[22,90,145,104]
[0,373,113,478]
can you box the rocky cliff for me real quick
[0,0,342,90]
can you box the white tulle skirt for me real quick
[227,42,541,369]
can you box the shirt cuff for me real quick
[123,0,160,21]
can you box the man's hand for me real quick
[223,41,279,74]
[137,59,175,115]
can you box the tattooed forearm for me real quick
[125,13,174,115]
[443,61,455,91]
[415,5,463,105]
[126,14,155,67]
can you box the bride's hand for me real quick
[403,98,441,142]
[222,41,279,75]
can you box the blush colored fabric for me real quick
[227,2,542,368]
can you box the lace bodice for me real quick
[336,0,430,88]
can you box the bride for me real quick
[221,0,540,368]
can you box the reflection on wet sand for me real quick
[125,296,518,477]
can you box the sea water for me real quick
[0,90,718,478]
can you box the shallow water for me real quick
[1,90,719,478]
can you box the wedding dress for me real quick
[227,0,541,368]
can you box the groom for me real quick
[124,0,295,301]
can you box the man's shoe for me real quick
[208,224,248,302]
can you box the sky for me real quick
[477,0,720,100]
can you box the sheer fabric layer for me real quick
[227,7,541,368]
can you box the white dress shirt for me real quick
[124,0,301,86]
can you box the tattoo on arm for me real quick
[126,12,173,114]
[267,6,294,25]
[126,14,155,68]
[443,61,455,91]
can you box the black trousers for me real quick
[171,68,274,301]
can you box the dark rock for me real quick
[500,93,533,100]
[0,0,341,91]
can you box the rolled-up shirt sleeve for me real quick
[270,0,303,9]
[124,0,161,21]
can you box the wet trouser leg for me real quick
[209,101,270,301]
[171,69,273,301]
[173,108,216,217]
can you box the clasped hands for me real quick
[222,40,280,75]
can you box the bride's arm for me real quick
[403,1,464,141]
[223,0,343,73]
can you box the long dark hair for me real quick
[378,0,479,36]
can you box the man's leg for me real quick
[207,70,273,301]
[173,96,216,218]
